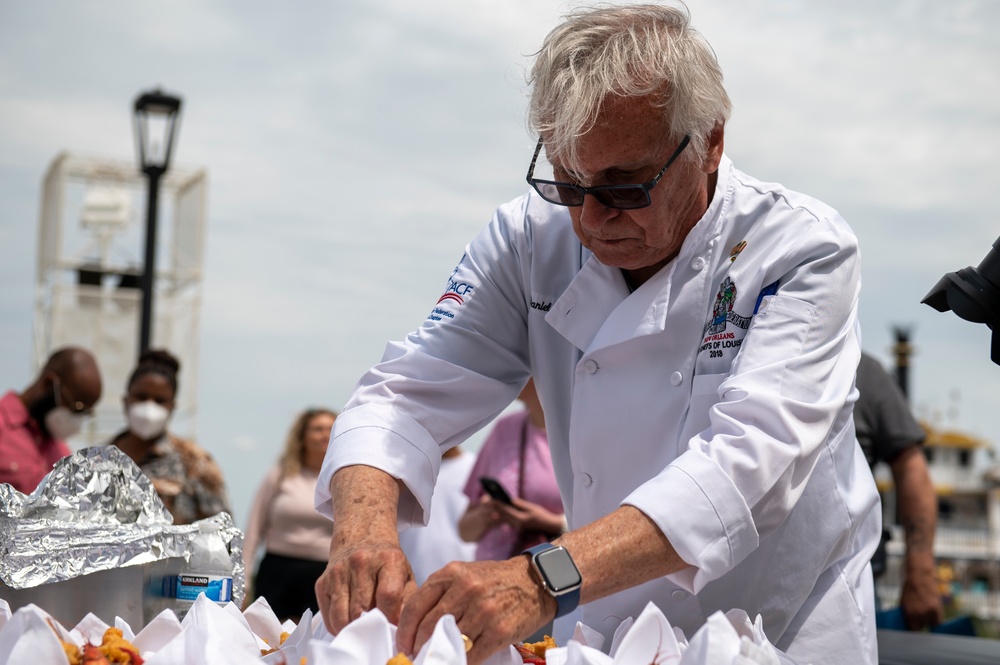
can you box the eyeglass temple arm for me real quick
[525,137,545,182]
[648,135,691,188]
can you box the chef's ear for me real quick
[701,123,724,174]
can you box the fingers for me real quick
[347,555,379,623]
[397,559,545,663]
[316,542,414,634]
[316,560,350,633]
[397,575,448,656]
[374,551,416,625]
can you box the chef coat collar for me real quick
[546,156,733,354]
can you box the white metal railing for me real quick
[955,591,1000,620]
[935,526,993,555]
[883,525,997,558]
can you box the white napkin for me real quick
[132,608,184,655]
[71,611,111,645]
[607,616,633,657]
[413,613,467,665]
[0,604,67,665]
[555,604,802,665]
[260,607,330,664]
[571,621,605,652]
[676,611,741,665]
[115,615,137,642]
[144,621,252,665]
[176,595,261,661]
[242,595,285,651]
[482,645,522,665]
[549,639,615,665]
[611,601,683,664]
[304,608,397,665]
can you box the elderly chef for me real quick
[315,5,881,665]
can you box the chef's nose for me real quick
[578,193,618,231]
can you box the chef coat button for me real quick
[580,472,593,487]
[690,257,706,271]
[671,589,687,600]
[669,371,683,386]
[584,359,599,374]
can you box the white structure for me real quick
[32,152,208,447]
[877,425,1000,626]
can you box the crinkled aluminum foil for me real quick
[0,445,244,606]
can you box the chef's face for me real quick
[553,95,723,286]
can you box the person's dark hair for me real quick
[127,348,181,395]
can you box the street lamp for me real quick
[133,88,182,354]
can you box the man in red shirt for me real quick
[0,346,102,493]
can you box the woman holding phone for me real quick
[458,378,565,560]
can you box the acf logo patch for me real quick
[428,256,475,322]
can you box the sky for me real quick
[2,0,1000,525]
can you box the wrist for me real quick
[333,514,398,548]
[523,543,583,619]
[904,550,937,573]
[516,553,558,620]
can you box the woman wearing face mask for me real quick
[110,349,231,525]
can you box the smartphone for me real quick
[479,476,514,505]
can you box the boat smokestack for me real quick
[892,326,912,400]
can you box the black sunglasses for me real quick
[526,135,691,210]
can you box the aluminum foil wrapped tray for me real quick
[0,445,243,626]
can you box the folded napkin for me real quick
[0,591,801,665]
[0,604,67,665]
[544,603,800,665]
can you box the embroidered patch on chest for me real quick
[697,277,778,360]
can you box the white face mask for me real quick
[45,406,85,440]
[127,401,171,440]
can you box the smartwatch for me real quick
[523,542,582,618]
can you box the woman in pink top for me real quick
[459,379,565,560]
[243,408,336,621]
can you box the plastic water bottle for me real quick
[170,520,234,618]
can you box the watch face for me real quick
[536,547,582,592]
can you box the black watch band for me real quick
[523,542,582,619]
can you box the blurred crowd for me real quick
[1,342,940,632]
[0,344,564,624]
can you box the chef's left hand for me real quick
[396,556,555,665]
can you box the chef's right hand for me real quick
[316,464,420,633]
[315,520,417,633]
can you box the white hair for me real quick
[528,3,731,171]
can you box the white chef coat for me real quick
[317,155,881,665]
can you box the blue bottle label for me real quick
[174,574,233,602]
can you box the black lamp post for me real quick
[133,88,182,354]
